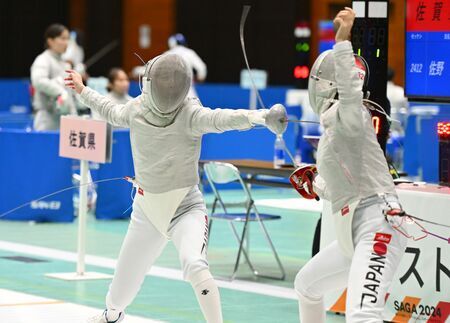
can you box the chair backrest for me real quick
[204,162,253,212]
[204,162,241,184]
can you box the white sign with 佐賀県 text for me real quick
[59,116,112,163]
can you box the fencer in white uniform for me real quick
[294,8,407,323]
[31,24,77,131]
[65,53,278,323]
[166,33,207,98]
[387,68,408,133]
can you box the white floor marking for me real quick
[0,289,164,323]
[256,198,323,213]
[0,240,297,300]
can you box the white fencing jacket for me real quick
[80,88,260,193]
[313,41,396,215]
[80,87,263,233]
[31,50,75,113]
[31,50,77,130]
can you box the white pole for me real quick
[249,88,257,110]
[77,159,89,275]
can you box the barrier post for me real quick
[76,159,89,275]
[46,116,113,281]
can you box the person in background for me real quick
[387,67,408,130]
[30,23,77,130]
[62,29,86,76]
[91,68,131,121]
[166,33,207,98]
[106,68,132,104]
[387,68,407,112]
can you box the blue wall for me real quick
[0,79,32,113]
[4,79,300,162]
[6,79,450,183]
[0,130,74,222]
[130,81,291,110]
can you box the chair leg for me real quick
[231,213,251,281]
[254,211,286,280]
[207,219,213,246]
[244,222,250,257]
[229,222,257,275]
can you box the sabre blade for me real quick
[240,5,266,109]
[0,177,124,219]
[239,6,306,168]
[84,40,120,69]
[284,119,320,125]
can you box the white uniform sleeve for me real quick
[190,105,261,136]
[79,87,133,128]
[188,49,207,81]
[333,41,364,134]
[31,56,65,97]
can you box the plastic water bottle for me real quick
[294,148,302,165]
[274,135,286,168]
[390,130,404,171]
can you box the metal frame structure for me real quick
[204,161,286,281]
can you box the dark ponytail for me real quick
[44,23,68,48]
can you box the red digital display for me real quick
[372,116,381,135]
[294,65,309,79]
[438,121,450,138]
[407,0,450,32]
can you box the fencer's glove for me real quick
[248,109,268,126]
[248,104,288,136]
[381,200,407,233]
[55,90,71,115]
[289,165,320,200]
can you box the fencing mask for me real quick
[308,49,368,115]
[141,53,192,126]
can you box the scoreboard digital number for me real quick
[352,25,387,57]
[352,0,390,151]
[372,115,381,134]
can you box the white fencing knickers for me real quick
[294,194,407,323]
[105,186,223,322]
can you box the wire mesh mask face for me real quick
[308,50,367,115]
[141,53,192,118]
[308,50,338,115]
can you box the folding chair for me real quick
[204,161,286,281]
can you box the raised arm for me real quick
[333,8,365,134]
[65,70,133,127]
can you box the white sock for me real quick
[191,270,223,323]
[296,290,326,323]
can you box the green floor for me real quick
[0,188,345,322]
